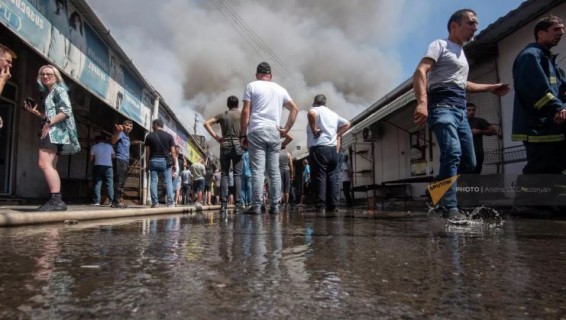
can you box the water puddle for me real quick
[0,211,564,318]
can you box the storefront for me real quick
[0,0,206,203]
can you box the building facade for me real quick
[0,0,205,203]
[341,0,566,207]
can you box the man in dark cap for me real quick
[240,62,299,214]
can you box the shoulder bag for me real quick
[154,131,174,167]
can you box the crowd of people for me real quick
[9,60,354,213]
[202,62,351,216]
[1,9,564,217]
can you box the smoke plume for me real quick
[88,0,427,152]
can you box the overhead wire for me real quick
[211,0,309,95]
[215,0,300,83]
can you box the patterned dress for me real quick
[44,84,81,155]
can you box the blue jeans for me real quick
[150,157,174,206]
[428,104,476,209]
[93,165,114,204]
[248,127,281,210]
[241,176,252,205]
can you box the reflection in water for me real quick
[0,212,565,318]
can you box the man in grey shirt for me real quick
[412,9,509,220]
[204,95,243,213]
[181,164,192,205]
[191,158,206,207]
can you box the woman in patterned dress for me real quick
[24,65,80,211]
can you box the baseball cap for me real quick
[256,62,271,74]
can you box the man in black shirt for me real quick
[144,119,177,207]
[467,102,496,174]
[204,95,243,213]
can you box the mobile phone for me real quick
[26,97,35,105]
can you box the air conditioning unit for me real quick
[362,122,384,142]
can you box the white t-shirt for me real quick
[424,39,469,90]
[243,80,292,134]
[306,106,348,148]
[90,143,115,166]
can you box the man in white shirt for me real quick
[307,94,350,216]
[240,62,299,214]
[90,135,115,205]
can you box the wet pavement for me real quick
[0,209,565,319]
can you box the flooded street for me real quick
[0,210,565,319]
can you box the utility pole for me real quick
[194,113,199,135]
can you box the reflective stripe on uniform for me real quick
[511,134,527,141]
[527,134,565,142]
[533,92,555,109]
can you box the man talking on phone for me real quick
[0,44,17,129]
[111,119,133,208]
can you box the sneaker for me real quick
[167,204,175,208]
[269,206,280,214]
[151,203,160,208]
[91,203,100,206]
[38,198,67,212]
[446,208,467,221]
[194,201,203,208]
[111,203,128,209]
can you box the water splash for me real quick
[466,206,505,227]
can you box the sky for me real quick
[87,0,526,153]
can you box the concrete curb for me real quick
[0,205,223,227]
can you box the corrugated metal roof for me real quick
[473,0,563,45]
[74,0,202,150]
[72,0,157,99]
[348,78,413,128]
[342,88,416,148]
